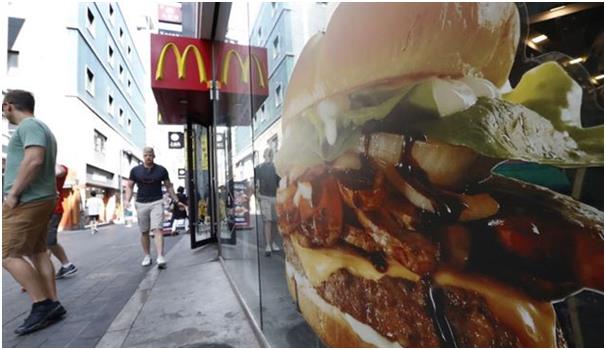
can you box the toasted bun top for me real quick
[282,2,520,128]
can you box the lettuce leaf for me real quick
[503,61,582,130]
[276,62,603,175]
[415,98,603,167]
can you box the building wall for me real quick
[123,1,187,190]
[3,2,147,228]
[73,3,146,149]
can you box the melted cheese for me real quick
[292,239,419,287]
[434,269,557,348]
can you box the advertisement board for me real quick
[231,180,251,229]
[273,3,603,348]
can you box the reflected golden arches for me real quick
[220,49,266,89]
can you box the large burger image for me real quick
[273,3,604,348]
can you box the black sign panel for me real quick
[169,131,184,149]
[177,168,186,179]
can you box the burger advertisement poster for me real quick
[272,3,603,348]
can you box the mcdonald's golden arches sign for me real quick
[151,34,268,96]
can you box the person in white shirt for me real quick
[85,191,103,235]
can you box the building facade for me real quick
[3,2,146,229]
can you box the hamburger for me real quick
[273,3,604,348]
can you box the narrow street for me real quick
[2,224,182,347]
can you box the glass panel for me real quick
[215,2,603,348]
[249,2,330,347]
[216,1,262,330]
[247,2,602,348]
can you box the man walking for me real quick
[2,90,66,335]
[50,164,78,279]
[125,147,184,269]
[170,186,189,235]
[254,148,281,256]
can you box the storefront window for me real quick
[216,2,603,348]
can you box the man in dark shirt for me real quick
[254,148,281,256]
[125,147,184,269]
[170,186,188,235]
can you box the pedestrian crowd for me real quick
[2,90,187,335]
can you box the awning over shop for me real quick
[151,34,269,126]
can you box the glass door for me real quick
[187,121,216,248]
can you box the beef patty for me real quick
[316,269,523,347]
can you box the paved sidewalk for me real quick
[2,225,180,348]
[97,236,260,348]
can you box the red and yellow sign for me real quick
[214,42,268,96]
[151,35,213,92]
[151,34,268,96]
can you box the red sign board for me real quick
[151,34,269,125]
[213,41,269,96]
[151,34,269,96]
[151,35,213,92]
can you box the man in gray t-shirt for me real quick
[2,90,65,335]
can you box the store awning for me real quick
[151,34,269,126]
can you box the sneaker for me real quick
[48,301,67,321]
[15,300,64,336]
[157,256,167,269]
[56,264,78,279]
[264,246,271,257]
[141,255,152,266]
[271,242,281,252]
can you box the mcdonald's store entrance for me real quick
[150,2,605,348]
[150,10,320,344]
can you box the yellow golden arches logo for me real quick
[155,43,210,86]
[219,49,266,89]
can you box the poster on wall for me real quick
[232,180,251,229]
[273,3,603,348]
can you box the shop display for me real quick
[232,180,251,229]
[274,3,603,347]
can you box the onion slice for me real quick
[374,159,436,212]
[411,140,478,190]
[458,193,500,222]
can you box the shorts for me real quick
[2,199,55,259]
[135,199,164,233]
[88,214,99,221]
[47,213,62,246]
[259,195,276,222]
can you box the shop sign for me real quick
[168,131,184,149]
[214,42,268,95]
[231,180,251,229]
[151,34,268,96]
[177,168,186,179]
[158,4,182,24]
[153,39,212,91]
